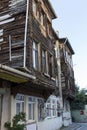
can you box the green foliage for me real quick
[71,102,84,110]
[71,84,87,110]
[4,112,26,130]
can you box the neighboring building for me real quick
[52,32,75,126]
[59,38,75,126]
[0,0,75,130]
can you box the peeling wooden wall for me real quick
[0,0,27,67]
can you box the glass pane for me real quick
[33,41,38,69]
[28,103,35,120]
[28,104,32,120]
[22,102,24,112]
[16,94,24,101]
[16,103,20,114]
[35,51,38,69]
[46,104,51,117]
[28,96,35,102]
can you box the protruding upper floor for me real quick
[0,0,57,98]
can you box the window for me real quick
[48,54,54,77]
[42,51,54,77]
[0,29,3,43]
[46,97,58,118]
[33,41,38,69]
[46,103,51,117]
[28,96,35,120]
[16,94,24,114]
[38,98,45,121]
[40,11,45,26]
[41,12,44,25]
[47,20,51,36]
[46,99,51,117]
[52,100,56,117]
[42,49,46,73]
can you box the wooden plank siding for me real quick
[26,0,56,90]
[0,0,57,97]
[0,0,27,66]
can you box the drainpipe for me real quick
[24,0,29,68]
[55,40,63,108]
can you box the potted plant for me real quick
[4,112,26,130]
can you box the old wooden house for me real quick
[51,30,75,126]
[0,0,64,130]
[0,0,76,130]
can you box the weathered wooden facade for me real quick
[0,0,76,130]
[0,0,57,99]
[59,38,75,99]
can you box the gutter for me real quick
[0,64,36,81]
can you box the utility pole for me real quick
[55,40,63,108]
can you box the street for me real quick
[78,123,87,130]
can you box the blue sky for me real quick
[50,0,87,89]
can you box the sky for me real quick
[50,0,87,89]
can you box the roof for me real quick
[59,38,75,55]
[52,28,59,40]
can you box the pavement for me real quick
[59,123,82,130]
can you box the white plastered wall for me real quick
[38,116,62,130]
[63,99,72,126]
[1,87,11,130]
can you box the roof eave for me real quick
[48,0,57,19]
